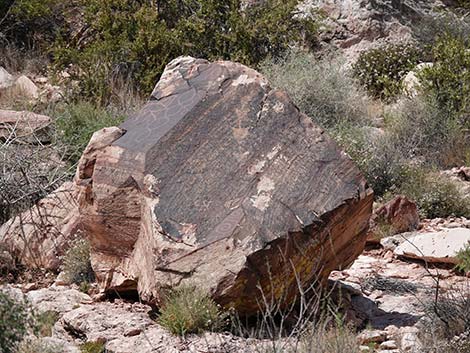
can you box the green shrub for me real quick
[261,50,370,129]
[353,43,422,100]
[34,310,59,337]
[0,291,30,353]
[80,342,105,353]
[387,95,467,168]
[456,243,470,274]
[158,285,223,337]
[54,102,125,165]
[395,170,470,219]
[61,238,94,286]
[52,0,318,103]
[419,35,470,125]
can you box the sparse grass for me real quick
[158,284,224,337]
[61,238,94,286]
[16,338,63,353]
[34,310,59,337]
[261,50,371,129]
[80,341,105,353]
[296,324,359,353]
[419,283,470,352]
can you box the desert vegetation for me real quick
[2,0,470,353]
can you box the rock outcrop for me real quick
[394,228,470,264]
[0,182,81,270]
[0,109,52,143]
[367,195,420,244]
[74,57,373,314]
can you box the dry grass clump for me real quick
[158,284,224,337]
[61,238,94,287]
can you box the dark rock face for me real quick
[77,57,373,314]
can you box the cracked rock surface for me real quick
[73,56,373,314]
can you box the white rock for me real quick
[27,286,92,314]
[14,75,39,99]
[0,66,13,89]
[401,331,422,352]
[380,340,398,349]
[394,228,470,264]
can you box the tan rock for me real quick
[0,182,81,270]
[367,195,419,244]
[0,109,51,143]
[0,67,13,89]
[394,228,470,264]
[14,75,39,99]
[358,329,387,344]
[77,56,373,314]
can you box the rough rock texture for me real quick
[0,66,13,89]
[14,75,39,99]
[0,182,81,269]
[300,0,446,59]
[367,196,420,244]
[394,228,470,264]
[0,109,52,143]
[77,56,373,314]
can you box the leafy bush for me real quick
[0,291,30,353]
[353,43,422,100]
[61,238,94,286]
[261,50,370,129]
[395,170,470,219]
[387,95,467,168]
[54,102,126,164]
[456,243,470,274]
[419,35,470,125]
[52,0,318,103]
[158,285,223,337]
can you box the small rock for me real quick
[380,340,398,349]
[14,75,39,99]
[0,66,13,89]
[54,272,69,286]
[34,77,48,84]
[24,283,38,291]
[445,222,462,229]
[401,331,422,352]
[359,346,371,353]
[394,228,470,264]
[358,329,387,344]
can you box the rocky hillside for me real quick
[1,1,470,353]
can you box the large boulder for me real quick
[76,57,373,314]
[0,109,52,143]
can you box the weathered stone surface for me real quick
[0,182,81,269]
[27,286,93,314]
[0,66,13,89]
[394,228,470,264]
[77,56,373,314]
[0,109,51,143]
[367,195,420,244]
[14,75,39,99]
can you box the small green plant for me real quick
[80,341,105,353]
[158,285,223,337]
[456,242,470,274]
[0,291,30,353]
[54,102,125,165]
[395,170,470,219]
[34,310,60,337]
[419,34,470,125]
[353,43,422,100]
[61,238,94,286]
